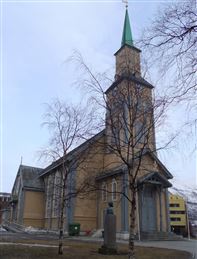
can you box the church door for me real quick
[140,185,157,232]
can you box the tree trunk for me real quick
[128,189,136,259]
[58,197,64,255]
[58,229,63,255]
[58,169,67,255]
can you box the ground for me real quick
[0,231,195,259]
[0,241,191,259]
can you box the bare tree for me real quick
[106,82,176,259]
[139,0,197,106]
[73,53,175,259]
[41,99,99,255]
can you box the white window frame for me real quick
[102,182,107,202]
[112,178,117,201]
[53,171,61,217]
[46,175,53,218]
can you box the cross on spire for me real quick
[122,0,128,9]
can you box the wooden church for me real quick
[9,8,173,240]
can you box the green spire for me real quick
[121,9,133,47]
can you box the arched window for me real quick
[102,182,107,201]
[112,178,117,201]
[53,171,61,217]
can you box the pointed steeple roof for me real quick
[121,9,133,47]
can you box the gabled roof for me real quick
[96,167,123,181]
[12,165,44,194]
[20,165,44,190]
[105,74,154,95]
[147,150,173,179]
[138,171,172,188]
[39,130,105,177]
[95,149,172,182]
[114,44,141,56]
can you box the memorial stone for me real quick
[98,202,117,254]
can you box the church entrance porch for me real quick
[138,172,172,240]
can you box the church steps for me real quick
[140,231,184,241]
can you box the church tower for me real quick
[115,8,141,79]
[105,8,156,153]
[101,7,172,238]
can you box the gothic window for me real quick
[14,177,21,195]
[112,126,118,145]
[53,171,61,217]
[102,182,107,202]
[106,108,110,120]
[123,101,129,144]
[112,178,117,201]
[135,121,146,144]
[46,175,53,218]
[112,87,117,97]
[127,95,132,107]
[136,83,142,90]
[143,100,152,113]
[136,97,143,112]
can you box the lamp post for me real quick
[185,198,190,240]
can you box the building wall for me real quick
[44,217,63,230]
[17,146,170,235]
[73,136,105,232]
[23,190,45,228]
[115,45,141,77]
[17,188,25,225]
[169,194,186,227]
[0,194,11,224]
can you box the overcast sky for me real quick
[1,0,196,192]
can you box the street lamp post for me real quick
[185,199,190,240]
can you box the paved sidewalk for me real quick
[135,240,196,258]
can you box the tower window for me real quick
[135,121,146,144]
[136,83,142,89]
[111,124,119,146]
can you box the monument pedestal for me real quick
[98,205,117,255]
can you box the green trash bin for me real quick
[68,223,80,236]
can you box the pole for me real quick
[186,199,190,240]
